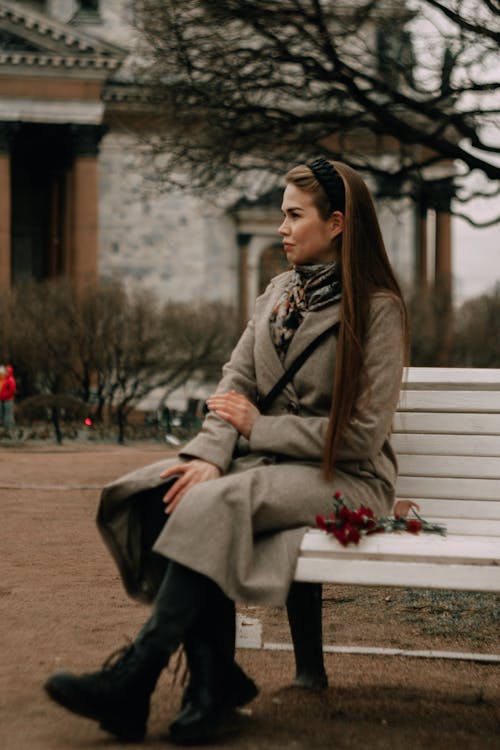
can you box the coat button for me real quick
[286,401,299,415]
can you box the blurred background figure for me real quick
[0,365,6,425]
[0,365,17,430]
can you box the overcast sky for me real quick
[453,207,500,303]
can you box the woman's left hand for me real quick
[393,500,420,519]
[206,390,260,439]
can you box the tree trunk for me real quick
[51,406,63,445]
[117,406,126,445]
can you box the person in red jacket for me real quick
[0,365,16,429]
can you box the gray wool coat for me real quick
[97,271,405,607]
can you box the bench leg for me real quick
[286,582,328,689]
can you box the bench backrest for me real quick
[394,367,500,537]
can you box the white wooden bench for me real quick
[295,367,500,593]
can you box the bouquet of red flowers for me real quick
[316,492,446,547]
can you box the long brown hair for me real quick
[285,161,409,477]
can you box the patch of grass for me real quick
[394,590,500,641]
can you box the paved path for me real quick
[0,445,498,749]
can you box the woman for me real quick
[45,159,407,744]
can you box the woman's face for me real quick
[278,183,343,266]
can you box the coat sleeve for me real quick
[250,414,329,462]
[0,378,15,401]
[249,295,405,463]
[179,316,258,473]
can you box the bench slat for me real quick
[404,367,500,390]
[393,433,500,456]
[398,390,500,412]
[407,498,500,521]
[393,412,500,435]
[398,454,500,479]
[296,368,500,593]
[299,530,500,563]
[417,518,500,536]
[397,476,500,501]
[295,557,500,592]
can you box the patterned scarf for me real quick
[269,262,342,360]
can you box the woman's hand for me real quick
[160,460,222,514]
[206,390,260,439]
[393,500,420,519]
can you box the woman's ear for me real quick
[330,211,344,239]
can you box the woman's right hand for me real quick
[160,459,222,514]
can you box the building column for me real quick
[432,179,454,365]
[433,179,453,291]
[435,210,452,285]
[69,125,106,288]
[417,206,428,288]
[237,233,251,333]
[0,123,14,289]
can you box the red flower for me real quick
[317,492,446,544]
[332,527,347,546]
[338,505,352,522]
[316,514,328,531]
[345,525,360,544]
[406,519,422,534]
[358,505,375,520]
[333,524,361,546]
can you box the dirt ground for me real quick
[0,444,499,750]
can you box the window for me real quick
[377,28,415,89]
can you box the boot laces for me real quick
[170,645,188,687]
[101,643,134,676]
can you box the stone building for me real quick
[0,0,452,327]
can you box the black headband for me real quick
[308,158,345,213]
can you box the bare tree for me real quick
[60,282,236,443]
[8,280,79,400]
[132,0,499,223]
[99,293,237,444]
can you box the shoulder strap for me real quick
[257,322,339,413]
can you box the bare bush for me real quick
[1,280,237,443]
[407,283,453,365]
[452,289,500,367]
[407,285,499,367]
[16,394,88,445]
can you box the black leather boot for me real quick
[169,638,234,745]
[170,591,258,744]
[45,563,214,742]
[180,592,257,711]
[44,641,166,742]
[286,582,328,688]
[180,639,258,712]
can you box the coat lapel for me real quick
[254,270,341,404]
[284,301,341,369]
[255,273,340,406]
